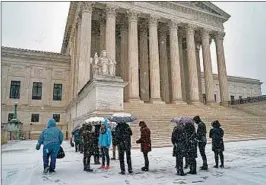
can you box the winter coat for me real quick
[171,125,187,157]
[209,126,224,152]
[82,125,96,155]
[197,121,207,143]
[184,123,198,158]
[78,126,85,145]
[72,130,80,143]
[36,119,63,150]
[98,120,112,148]
[113,122,132,151]
[136,123,151,153]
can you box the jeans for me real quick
[101,147,110,166]
[43,144,60,170]
[119,149,132,172]
[198,142,208,166]
[143,152,149,168]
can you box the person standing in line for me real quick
[114,122,133,175]
[78,124,85,153]
[98,120,112,170]
[93,124,101,164]
[72,129,80,152]
[136,121,151,171]
[209,120,224,168]
[82,123,95,172]
[193,116,208,170]
[36,119,63,174]
[110,122,118,160]
[184,122,198,175]
[171,121,186,176]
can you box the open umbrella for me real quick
[84,117,105,126]
[107,112,137,123]
[171,116,194,125]
[107,121,117,132]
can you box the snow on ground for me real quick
[2,140,266,185]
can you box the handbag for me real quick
[70,140,74,147]
[57,146,65,159]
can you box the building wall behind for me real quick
[1,47,71,133]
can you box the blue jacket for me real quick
[36,119,63,150]
[73,130,79,142]
[99,120,112,148]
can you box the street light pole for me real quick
[14,102,18,120]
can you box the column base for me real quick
[205,100,216,105]
[128,98,144,104]
[149,98,165,104]
[220,101,229,106]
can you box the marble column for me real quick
[139,22,150,102]
[195,43,203,102]
[74,18,81,95]
[78,2,93,91]
[105,5,117,61]
[149,15,163,103]
[127,10,142,102]
[178,31,186,102]
[99,14,106,52]
[169,21,183,103]
[159,26,170,103]
[201,28,215,104]
[185,24,200,103]
[120,23,129,101]
[214,32,229,105]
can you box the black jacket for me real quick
[197,121,207,143]
[113,123,132,151]
[171,126,187,157]
[184,123,198,158]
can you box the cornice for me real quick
[1,46,71,64]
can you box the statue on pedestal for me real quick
[91,50,117,77]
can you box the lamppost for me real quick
[14,102,18,120]
[29,123,33,140]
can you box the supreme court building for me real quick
[1,2,263,134]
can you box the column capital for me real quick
[81,2,94,14]
[185,24,197,31]
[149,14,160,26]
[214,31,225,41]
[127,10,139,22]
[106,4,118,17]
[200,28,212,39]
[139,21,148,32]
[120,23,128,31]
[168,20,181,30]
[99,12,106,23]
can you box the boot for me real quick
[141,166,149,171]
[188,160,197,175]
[43,166,50,174]
[119,171,125,175]
[200,159,208,170]
[220,153,224,168]
[180,169,186,176]
[214,155,219,168]
[85,165,93,172]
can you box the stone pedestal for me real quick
[75,76,127,116]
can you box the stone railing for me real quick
[227,95,266,106]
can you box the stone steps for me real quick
[125,102,266,148]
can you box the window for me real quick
[9,81,21,99]
[32,82,42,100]
[214,94,217,102]
[53,114,60,122]
[8,113,14,121]
[239,96,242,100]
[53,84,62,101]
[31,114,40,122]
[230,95,235,101]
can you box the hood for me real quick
[212,120,221,128]
[102,120,108,128]
[47,119,56,128]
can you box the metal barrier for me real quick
[227,95,266,106]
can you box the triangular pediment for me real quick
[170,1,230,19]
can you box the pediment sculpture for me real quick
[90,50,116,78]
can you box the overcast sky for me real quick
[2,2,266,94]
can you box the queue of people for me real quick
[36,116,224,176]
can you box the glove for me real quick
[36,143,41,150]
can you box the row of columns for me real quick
[74,2,229,105]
